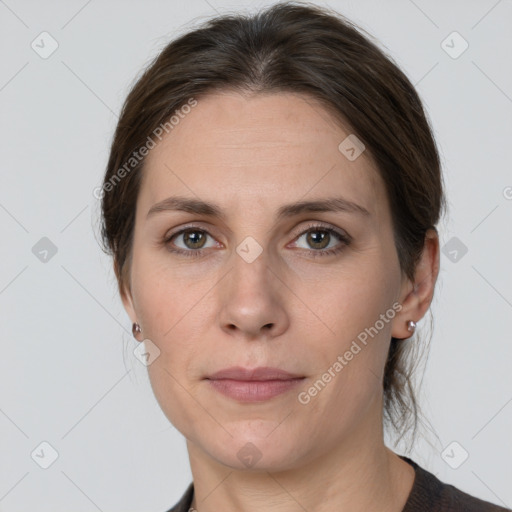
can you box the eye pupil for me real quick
[184,230,206,249]
[307,230,329,249]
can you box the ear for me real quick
[118,269,137,327]
[391,228,440,339]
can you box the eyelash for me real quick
[163,222,351,259]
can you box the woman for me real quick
[99,2,510,511]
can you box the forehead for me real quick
[140,91,386,219]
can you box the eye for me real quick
[291,223,351,257]
[164,227,219,257]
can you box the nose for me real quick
[218,247,289,340]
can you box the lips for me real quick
[205,366,305,402]
[206,366,303,381]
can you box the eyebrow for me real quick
[146,195,371,221]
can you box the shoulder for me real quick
[164,482,194,512]
[400,455,511,512]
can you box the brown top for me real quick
[165,455,511,511]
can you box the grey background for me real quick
[1,0,511,510]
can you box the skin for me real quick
[121,90,440,512]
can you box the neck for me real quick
[186,406,415,512]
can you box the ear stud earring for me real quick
[132,322,142,341]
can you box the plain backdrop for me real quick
[1,0,511,510]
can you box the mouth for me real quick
[205,366,305,402]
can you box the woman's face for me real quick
[122,91,414,471]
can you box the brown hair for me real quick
[100,1,446,445]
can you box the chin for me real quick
[201,429,306,472]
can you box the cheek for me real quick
[295,262,396,403]
[298,262,395,340]
[132,250,194,334]
[132,250,213,348]
[146,362,204,435]
[139,278,208,432]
